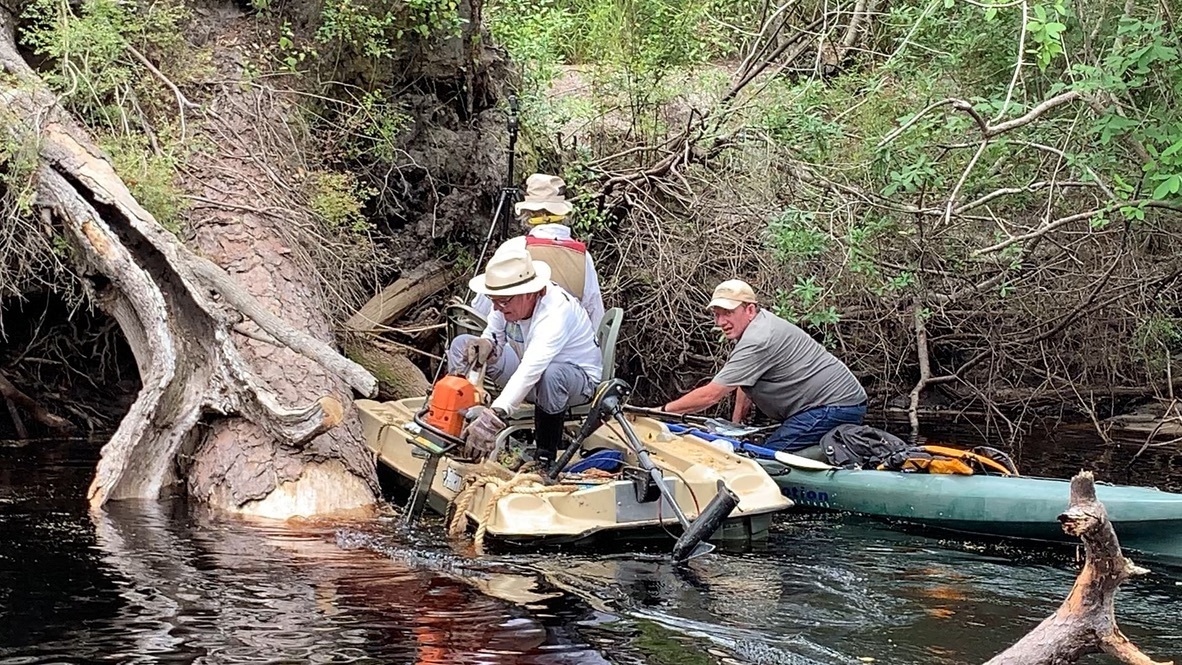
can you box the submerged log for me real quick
[985,472,1172,665]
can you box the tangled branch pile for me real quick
[490,0,1182,435]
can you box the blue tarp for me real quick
[664,423,778,459]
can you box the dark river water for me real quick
[2,423,1180,665]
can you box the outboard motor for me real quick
[560,378,740,562]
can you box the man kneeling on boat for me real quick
[659,279,867,456]
[448,247,603,470]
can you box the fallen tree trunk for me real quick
[985,472,1171,665]
[344,259,459,333]
[0,6,378,517]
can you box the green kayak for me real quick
[759,457,1182,557]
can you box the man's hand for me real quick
[462,405,507,453]
[462,338,498,369]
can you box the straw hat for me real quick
[706,279,758,310]
[514,173,573,217]
[469,247,552,296]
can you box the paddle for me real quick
[623,404,837,470]
[622,405,777,436]
[622,405,713,425]
[773,450,837,471]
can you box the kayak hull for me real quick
[358,398,792,546]
[759,461,1182,556]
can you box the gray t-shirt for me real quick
[714,310,866,422]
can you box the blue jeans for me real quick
[764,403,867,452]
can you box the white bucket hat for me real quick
[469,247,552,296]
[707,279,759,310]
[514,173,573,217]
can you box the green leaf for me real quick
[1120,205,1146,221]
[1152,174,1181,199]
[984,6,997,20]
[1043,21,1066,37]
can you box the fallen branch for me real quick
[984,472,1172,665]
[344,258,457,332]
[0,369,72,434]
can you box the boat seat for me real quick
[568,306,622,418]
[445,300,488,342]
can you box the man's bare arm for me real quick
[664,382,735,414]
[732,389,752,423]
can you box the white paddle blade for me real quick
[773,451,837,470]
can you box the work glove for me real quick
[462,337,498,370]
[462,405,507,454]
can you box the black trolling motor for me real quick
[473,94,521,278]
[554,379,741,563]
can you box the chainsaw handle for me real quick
[466,362,489,405]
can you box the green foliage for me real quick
[307,171,377,233]
[278,21,318,71]
[487,0,767,144]
[1026,1,1069,72]
[314,0,462,58]
[767,209,829,262]
[332,90,413,163]
[0,120,39,222]
[772,278,841,329]
[21,0,190,127]
[487,0,573,101]
[561,150,612,236]
[1133,315,1182,375]
[98,132,188,234]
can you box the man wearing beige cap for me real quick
[472,173,605,328]
[662,279,867,453]
[450,247,602,468]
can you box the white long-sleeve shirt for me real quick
[483,283,603,414]
[473,224,605,329]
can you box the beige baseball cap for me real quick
[706,279,758,311]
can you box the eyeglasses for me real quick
[490,295,517,307]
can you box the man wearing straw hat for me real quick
[660,279,867,454]
[473,173,605,329]
[450,247,603,467]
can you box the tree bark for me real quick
[345,259,458,332]
[0,7,379,517]
[985,472,1172,665]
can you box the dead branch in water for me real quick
[984,472,1171,665]
[0,369,71,435]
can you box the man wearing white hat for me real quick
[451,247,603,466]
[472,173,605,329]
[660,279,867,453]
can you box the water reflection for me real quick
[82,502,610,664]
[514,513,1182,665]
[3,432,1181,665]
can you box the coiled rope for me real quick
[447,461,583,554]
